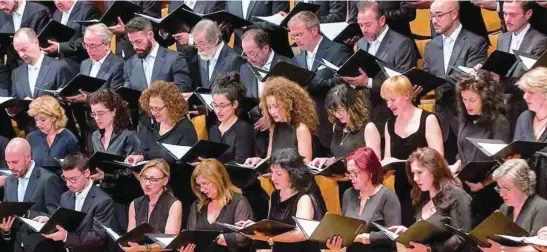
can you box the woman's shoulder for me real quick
[26,130,40,139]
[529,194,547,209]
[60,128,78,140]
[516,110,534,123]
[444,186,471,204]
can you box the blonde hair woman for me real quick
[26,95,79,167]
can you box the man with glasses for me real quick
[36,152,114,252]
[0,138,63,252]
[424,0,488,164]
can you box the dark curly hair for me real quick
[456,70,505,124]
[139,80,188,124]
[88,88,132,132]
[325,84,370,133]
[212,72,247,114]
[270,148,312,192]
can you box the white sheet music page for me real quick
[0,97,13,104]
[101,224,121,240]
[517,55,537,70]
[134,13,163,23]
[320,22,349,41]
[19,217,45,232]
[156,236,176,247]
[322,59,340,71]
[255,13,284,26]
[161,143,192,160]
[382,66,402,78]
[477,142,507,156]
[198,94,214,110]
[295,218,320,237]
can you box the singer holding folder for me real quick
[182,159,253,252]
[122,159,182,252]
[479,159,547,252]
[326,147,400,252]
[388,148,472,252]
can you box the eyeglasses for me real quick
[428,10,455,20]
[211,102,232,110]
[195,181,212,190]
[90,110,109,118]
[61,172,85,183]
[82,42,107,50]
[495,185,512,193]
[345,170,363,179]
[290,27,313,40]
[140,175,165,184]
[242,46,265,60]
[327,108,346,116]
[149,105,166,113]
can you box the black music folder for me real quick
[215,219,295,236]
[0,202,34,219]
[114,87,142,110]
[321,22,362,43]
[294,213,366,247]
[75,1,140,26]
[322,49,383,78]
[255,2,320,28]
[0,97,32,109]
[0,33,14,54]
[224,158,269,187]
[88,151,125,172]
[513,49,547,71]
[203,11,254,29]
[135,3,192,36]
[258,61,316,87]
[37,20,76,47]
[380,63,448,101]
[160,140,229,163]
[456,160,498,184]
[186,91,213,113]
[373,220,446,248]
[19,207,86,234]
[50,74,106,97]
[382,159,407,172]
[444,211,529,247]
[102,160,149,173]
[101,222,159,246]
[466,137,547,159]
[146,230,222,249]
[307,158,346,176]
[481,50,517,77]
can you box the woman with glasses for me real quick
[326,147,400,252]
[478,159,547,252]
[236,148,326,252]
[381,75,443,226]
[87,89,142,233]
[388,147,472,252]
[120,159,182,252]
[26,95,80,167]
[179,159,254,252]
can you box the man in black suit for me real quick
[289,11,352,148]
[38,153,114,252]
[424,0,488,163]
[349,1,416,39]
[123,16,192,92]
[343,2,419,135]
[41,0,101,76]
[1,138,63,252]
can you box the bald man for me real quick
[1,138,63,252]
[423,0,488,164]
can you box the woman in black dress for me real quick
[120,159,182,252]
[237,148,325,252]
[478,159,547,252]
[381,75,444,226]
[325,147,400,252]
[179,159,253,252]
[245,77,318,165]
[388,147,472,252]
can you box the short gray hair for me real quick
[287,11,320,31]
[84,23,113,44]
[14,27,38,42]
[492,159,536,195]
[191,19,221,45]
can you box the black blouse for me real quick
[457,114,511,164]
[133,191,179,234]
[330,125,366,159]
[499,194,547,236]
[209,119,254,163]
[187,193,253,252]
[271,122,297,153]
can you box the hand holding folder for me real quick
[219,219,295,237]
[99,222,159,246]
[145,230,221,249]
[373,220,446,248]
[19,207,86,234]
[466,137,547,159]
[160,140,229,163]
[306,158,346,176]
[249,61,316,88]
[294,213,366,247]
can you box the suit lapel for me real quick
[97,53,113,79]
[2,18,15,33]
[199,59,209,88]
[23,168,39,202]
[312,39,329,71]
[34,57,52,98]
[447,30,467,75]
[66,1,82,27]
[20,65,32,98]
[499,33,511,52]
[80,187,95,214]
[519,29,534,53]
[209,45,228,86]
[82,60,92,76]
[151,47,165,81]
[7,177,17,202]
[246,0,258,19]
[375,30,392,61]
[21,5,32,28]
[133,56,147,89]
[194,1,206,13]
[67,192,76,210]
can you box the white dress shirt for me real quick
[365,26,389,88]
[185,0,196,10]
[306,37,323,71]
[60,0,77,25]
[17,161,35,202]
[143,43,159,86]
[442,23,462,73]
[12,0,26,31]
[208,42,225,80]
[242,0,251,19]
[510,23,531,54]
[75,179,93,212]
[89,53,109,78]
[28,53,45,97]
[257,51,275,96]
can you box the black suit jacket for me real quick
[80,52,124,89]
[8,56,72,98]
[297,0,346,23]
[52,1,101,75]
[423,28,488,141]
[123,46,193,92]
[0,2,50,72]
[240,52,290,99]
[349,1,416,39]
[195,44,244,89]
[497,27,547,78]
[60,185,114,252]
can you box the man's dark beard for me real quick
[136,39,152,59]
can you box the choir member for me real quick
[326,147,400,252]
[244,77,318,165]
[388,147,472,252]
[180,158,253,252]
[88,88,142,233]
[348,1,416,39]
[26,95,79,168]
[236,148,326,252]
[381,75,443,226]
[480,159,547,252]
[120,159,182,252]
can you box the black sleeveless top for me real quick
[271,122,298,153]
[133,191,178,233]
[388,110,431,159]
[269,190,323,252]
[330,125,366,159]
